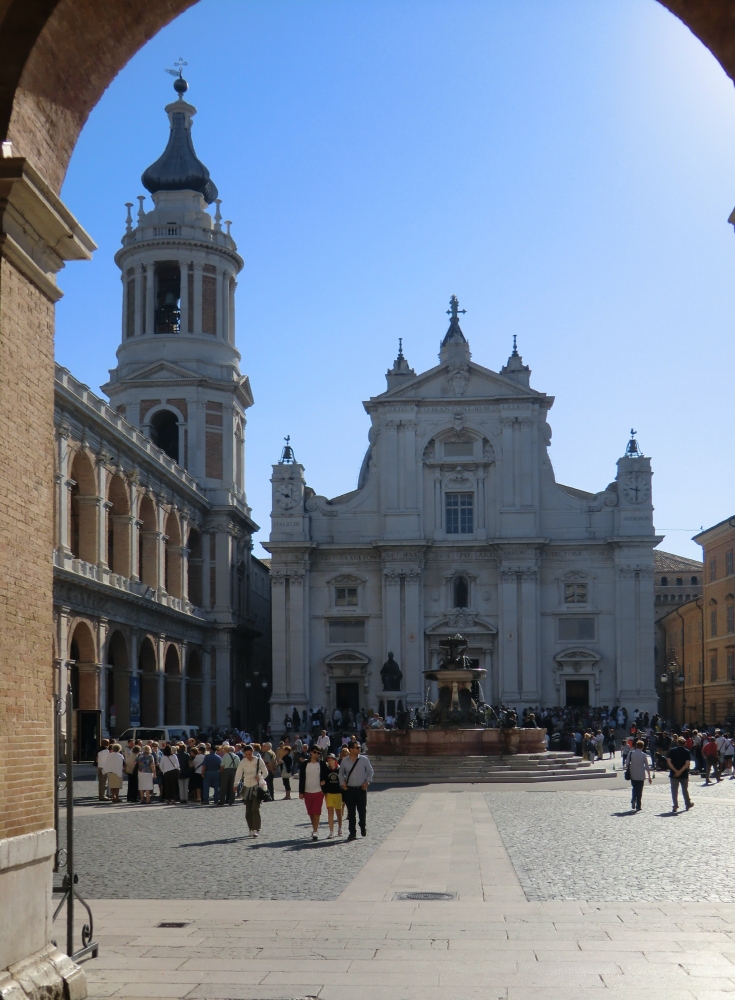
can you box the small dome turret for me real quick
[141,71,218,204]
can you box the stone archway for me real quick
[1,1,735,995]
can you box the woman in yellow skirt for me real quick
[323,754,344,838]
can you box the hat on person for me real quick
[326,753,337,760]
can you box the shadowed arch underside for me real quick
[0,1,732,196]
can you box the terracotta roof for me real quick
[653,548,703,572]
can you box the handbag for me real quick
[624,766,631,781]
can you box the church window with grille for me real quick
[727,652,735,681]
[335,587,358,607]
[728,604,735,635]
[564,583,587,604]
[710,652,718,682]
[711,609,718,638]
[445,492,473,534]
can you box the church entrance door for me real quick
[565,679,589,708]
[336,682,360,716]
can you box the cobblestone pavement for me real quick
[486,774,735,902]
[60,771,418,900]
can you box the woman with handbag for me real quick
[233,744,269,838]
[299,745,329,840]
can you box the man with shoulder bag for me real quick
[339,740,374,841]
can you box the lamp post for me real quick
[660,652,685,728]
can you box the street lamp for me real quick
[660,652,685,726]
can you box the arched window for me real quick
[453,576,469,609]
[138,636,158,727]
[70,451,97,563]
[138,495,158,588]
[150,409,179,462]
[106,630,129,734]
[660,576,668,587]
[107,473,130,575]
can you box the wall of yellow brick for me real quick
[0,257,55,841]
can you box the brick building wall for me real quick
[0,256,55,844]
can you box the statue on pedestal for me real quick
[381,652,403,692]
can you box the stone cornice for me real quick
[0,156,96,301]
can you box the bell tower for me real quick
[102,69,252,502]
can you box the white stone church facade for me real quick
[267,299,658,724]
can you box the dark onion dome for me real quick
[141,76,218,204]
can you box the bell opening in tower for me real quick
[150,409,179,463]
[154,261,181,333]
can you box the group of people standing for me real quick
[94,733,375,843]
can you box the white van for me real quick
[116,726,200,744]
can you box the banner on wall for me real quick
[130,674,141,728]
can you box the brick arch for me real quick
[0,2,732,197]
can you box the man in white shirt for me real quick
[96,740,110,801]
[316,730,331,760]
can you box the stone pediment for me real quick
[120,361,200,383]
[425,611,497,635]
[373,360,544,403]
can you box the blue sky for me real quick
[56,0,735,561]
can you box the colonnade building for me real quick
[266,300,659,724]
[53,73,270,753]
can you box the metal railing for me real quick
[53,686,99,962]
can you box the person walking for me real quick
[201,746,222,805]
[102,743,124,803]
[627,739,651,811]
[233,744,268,838]
[339,740,374,840]
[96,739,110,801]
[323,753,343,838]
[299,745,329,840]
[280,746,293,800]
[703,734,721,784]
[219,744,240,806]
[137,744,156,804]
[667,735,693,812]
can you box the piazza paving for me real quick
[66,766,735,999]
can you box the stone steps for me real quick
[369,752,612,784]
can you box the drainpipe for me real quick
[696,597,705,725]
[675,604,686,726]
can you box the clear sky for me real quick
[56,0,735,562]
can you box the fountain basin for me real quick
[367,727,546,756]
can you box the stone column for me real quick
[180,640,188,724]
[402,420,417,510]
[144,262,155,335]
[228,276,236,343]
[134,263,144,337]
[155,498,167,594]
[55,425,73,561]
[498,567,521,703]
[179,261,189,334]
[98,617,109,733]
[157,633,166,727]
[403,569,423,706]
[382,420,399,510]
[382,568,402,667]
[96,463,110,570]
[215,268,224,338]
[270,570,288,719]
[201,647,212,727]
[192,263,203,335]
[180,516,190,602]
[501,416,515,508]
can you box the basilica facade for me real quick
[266,300,658,724]
[53,73,270,753]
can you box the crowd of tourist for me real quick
[95,730,374,841]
